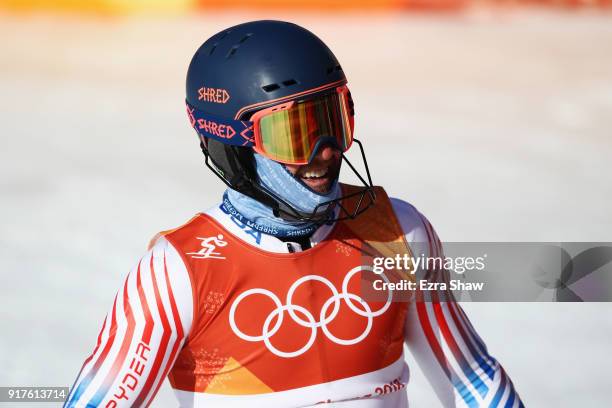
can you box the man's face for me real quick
[283,144,341,194]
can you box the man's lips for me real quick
[300,167,329,179]
[297,166,334,191]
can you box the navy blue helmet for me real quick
[185,20,374,222]
[186,20,346,121]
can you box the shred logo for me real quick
[219,201,262,245]
[187,234,228,260]
[198,86,230,104]
[197,118,236,140]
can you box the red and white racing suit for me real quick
[64,186,522,407]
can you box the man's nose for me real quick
[317,144,338,161]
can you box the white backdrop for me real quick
[1,9,611,407]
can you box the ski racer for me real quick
[64,20,523,407]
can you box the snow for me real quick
[1,9,611,407]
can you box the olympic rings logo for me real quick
[228,266,392,358]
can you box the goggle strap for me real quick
[186,101,255,147]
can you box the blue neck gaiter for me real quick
[225,153,340,238]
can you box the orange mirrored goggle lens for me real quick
[254,88,353,165]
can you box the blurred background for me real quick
[1,0,611,407]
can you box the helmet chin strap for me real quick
[245,142,376,224]
[201,139,376,225]
[223,153,339,238]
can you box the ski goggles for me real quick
[186,84,354,165]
